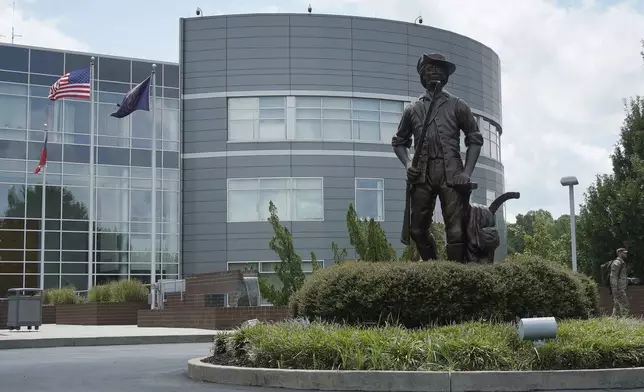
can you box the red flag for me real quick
[33,131,48,174]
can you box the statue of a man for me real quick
[392,53,484,262]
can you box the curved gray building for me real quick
[180,13,505,292]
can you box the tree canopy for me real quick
[577,96,644,280]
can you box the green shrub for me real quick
[210,318,644,371]
[88,282,114,303]
[290,255,598,327]
[87,279,148,303]
[111,279,148,302]
[44,286,81,305]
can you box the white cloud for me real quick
[311,0,644,222]
[0,0,88,51]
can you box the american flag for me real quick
[48,67,91,101]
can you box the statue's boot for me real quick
[446,242,466,263]
[417,233,438,261]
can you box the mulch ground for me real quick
[202,353,248,367]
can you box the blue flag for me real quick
[110,75,151,118]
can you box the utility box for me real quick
[6,288,43,331]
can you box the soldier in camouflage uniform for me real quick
[610,248,629,317]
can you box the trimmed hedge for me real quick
[290,254,598,327]
[209,318,644,371]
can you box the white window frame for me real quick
[486,189,496,205]
[227,97,287,142]
[227,260,326,306]
[226,177,324,223]
[228,95,408,145]
[354,177,385,222]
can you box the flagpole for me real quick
[39,108,50,291]
[150,64,157,310]
[88,57,96,291]
[39,165,46,290]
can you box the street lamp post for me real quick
[560,176,579,273]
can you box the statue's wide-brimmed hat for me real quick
[416,53,456,75]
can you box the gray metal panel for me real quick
[180,13,506,271]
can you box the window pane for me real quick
[380,122,398,143]
[356,178,382,189]
[0,82,28,95]
[259,97,285,108]
[162,110,179,141]
[354,121,380,141]
[0,46,28,72]
[295,109,321,119]
[323,120,351,140]
[491,142,499,160]
[381,100,403,113]
[0,95,27,129]
[228,120,255,141]
[381,112,401,123]
[296,97,321,108]
[294,178,322,189]
[96,188,129,222]
[322,97,350,109]
[258,120,285,140]
[259,178,289,189]
[228,179,258,190]
[322,109,350,120]
[62,186,90,220]
[229,108,255,121]
[228,190,258,222]
[229,98,257,111]
[353,98,379,111]
[356,189,383,220]
[486,190,496,202]
[162,191,179,224]
[354,110,379,121]
[131,109,152,139]
[63,100,90,136]
[294,190,323,220]
[30,50,64,76]
[483,139,491,156]
[259,189,288,220]
[98,104,130,137]
[259,108,285,119]
[131,190,152,221]
[295,120,322,139]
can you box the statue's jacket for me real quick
[391,90,484,186]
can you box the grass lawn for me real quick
[208,317,644,371]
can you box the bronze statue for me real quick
[392,53,519,263]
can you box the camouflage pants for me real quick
[612,288,629,317]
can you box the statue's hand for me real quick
[407,166,421,183]
[452,171,471,186]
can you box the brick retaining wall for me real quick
[138,306,291,330]
[56,302,149,325]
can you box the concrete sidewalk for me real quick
[0,324,218,350]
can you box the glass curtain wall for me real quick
[0,45,180,295]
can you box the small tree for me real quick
[345,203,397,262]
[330,241,348,264]
[258,201,320,306]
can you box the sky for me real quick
[1,0,644,223]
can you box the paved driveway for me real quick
[0,343,310,392]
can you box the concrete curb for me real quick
[0,334,214,350]
[188,357,644,392]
